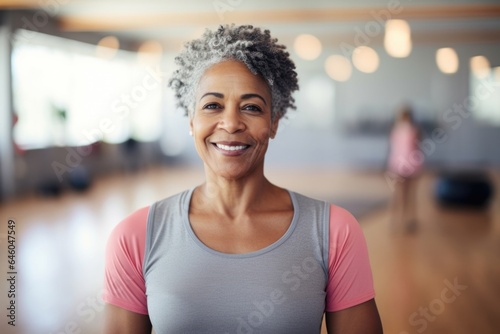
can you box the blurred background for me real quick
[0,0,499,333]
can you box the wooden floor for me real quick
[0,165,499,334]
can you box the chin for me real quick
[211,164,256,180]
[205,158,264,181]
[216,169,248,180]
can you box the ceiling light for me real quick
[470,55,491,79]
[384,19,412,58]
[436,48,459,74]
[294,34,322,61]
[352,46,380,73]
[325,55,352,82]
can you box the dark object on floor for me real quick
[435,171,493,208]
[69,166,92,191]
[37,182,62,197]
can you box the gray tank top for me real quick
[143,188,330,333]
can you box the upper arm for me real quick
[103,207,150,316]
[326,205,375,312]
[326,299,383,334]
[325,206,382,332]
[104,304,152,334]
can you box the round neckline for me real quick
[182,187,299,259]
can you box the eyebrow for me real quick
[199,92,268,106]
[241,93,267,106]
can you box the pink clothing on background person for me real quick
[103,204,375,315]
[388,122,422,177]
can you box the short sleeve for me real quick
[325,204,375,312]
[102,207,149,315]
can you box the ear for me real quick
[270,118,279,139]
[189,117,194,136]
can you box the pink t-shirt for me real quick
[103,204,375,315]
[388,122,423,177]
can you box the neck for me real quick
[196,166,274,218]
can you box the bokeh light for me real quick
[95,35,120,59]
[137,40,163,65]
[352,46,380,73]
[325,55,352,82]
[470,55,491,79]
[436,47,459,74]
[294,34,322,60]
[384,19,412,58]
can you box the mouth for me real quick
[211,142,250,155]
[215,143,248,151]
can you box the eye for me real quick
[242,104,262,112]
[203,103,222,110]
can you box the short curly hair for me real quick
[168,24,299,120]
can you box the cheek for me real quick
[191,117,209,136]
[255,125,273,143]
[255,116,277,143]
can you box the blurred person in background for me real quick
[387,104,423,232]
[102,24,382,334]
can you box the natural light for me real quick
[11,30,163,150]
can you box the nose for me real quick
[218,104,245,133]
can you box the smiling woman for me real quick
[102,24,383,334]
[191,60,277,181]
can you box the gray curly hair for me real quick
[168,24,299,120]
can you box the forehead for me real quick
[196,60,270,97]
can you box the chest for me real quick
[188,210,294,254]
[145,244,327,333]
[143,190,329,333]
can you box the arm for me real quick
[102,207,150,333]
[104,304,152,334]
[326,205,382,333]
[326,299,383,334]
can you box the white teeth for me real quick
[216,144,247,151]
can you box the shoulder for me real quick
[327,204,370,273]
[329,204,361,233]
[289,190,329,209]
[149,189,191,214]
[325,204,375,312]
[328,203,366,248]
[289,191,358,225]
[287,191,361,230]
[103,207,150,315]
[107,206,150,254]
[111,206,149,237]
[108,188,191,247]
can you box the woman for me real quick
[103,25,383,333]
[387,105,422,232]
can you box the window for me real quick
[11,30,163,149]
[469,67,500,125]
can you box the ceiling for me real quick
[2,0,500,51]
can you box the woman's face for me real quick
[191,60,278,180]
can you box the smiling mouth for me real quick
[214,143,249,151]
